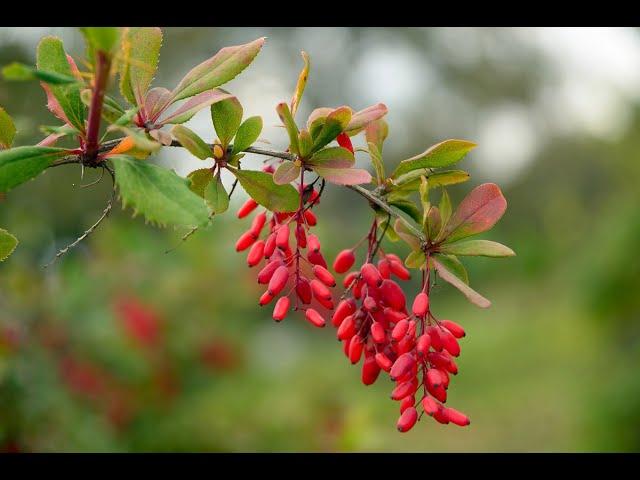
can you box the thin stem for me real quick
[84,51,112,163]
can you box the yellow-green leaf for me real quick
[232,116,262,155]
[276,102,300,155]
[187,168,213,198]
[312,106,352,152]
[211,96,243,147]
[204,174,229,214]
[290,51,310,118]
[0,146,67,193]
[439,239,515,258]
[391,139,477,178]
[0,228,18,262]
[119,27,163,106]
[0,106,16,149]
[171,125,211,160]
[230,168,299,212]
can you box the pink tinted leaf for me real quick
[41,82,71,125]
[432,256,491,308]
[345,103,388,136]
[443,183,507,243]
[312,166,372,185]
[307,146,354,168]
[144,87,172,122]
[157,89,233,125]
[37,132,65,147]
[273,161,301,185]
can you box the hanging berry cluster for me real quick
[0,29,514,433]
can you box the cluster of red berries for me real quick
[331,241,471,432]
[235,165,336,327]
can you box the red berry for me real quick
[296,277,312,304]
[250,212,267,237]
[304,209,317,226]
[336,132,354,154]
[343,271,359,289]
[272,296,290,322]
[259,290,274,306]
[235,230,257,252]
[380,279,406,311]
[441,320,466,338]
[400,395,415,414]
[276,224,290,250]
[433,405,450,424]
[427,326,443,351]
[361,263,383,288]
[348,335,364,364]
[337,315,356,341]
[332,299,356,327]
[416,334,431,357]
[391,379,418,400]
[390,353,415,381]
[237,198,258,219]
[444,407,470,427]
[397,407,418,433]
[268,265,289,296]
[370,322,386,343]
[412,292,429,317]
[378,259,391,279]
[363,296,378,312]
[384,308,408,325]
[422,396,439,416]
[389,260,411,281]
[440,328,461,357]
[295,223,307,248]
[375,352,393,372]
[391,319,409,342]
[395,335,415,355]
[257,260,281,284]
[247,240,265,267]
[361,355,381,385]
[307,234,321,253]
[307,250,328,269]
[312,265,336,287]
[426,368,442,389]
[263,233,277,258]
[305,308,326,328]
[310,279,332,302]
[333,249,355,274]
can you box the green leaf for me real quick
[312,166,371,185]
[389,198,421,224]
[0,146,67,193]
[405,250,426,269]
[204,174,229,214]
[312,106,352,152]
[171,125,211,160]
[0,228,18,262]
[298,129,313,158]
[273,161,301,185]
[187,168,213,198]
[436,188,452,241]
[419,175,430,217]
[80,27,121,53]
[365,118,389,153]
[230,168,299,212]
[171,37,265,102]
[425,206,442,240]
[211,96,243,147]
[306,107,332,139]
[376,211,400,243]
[367,142,385,185]
[345,103,388,136]
[2,62,78,85]
[232,116,263,155]
[391,139,477,178]
[111,155,210,227]
[307,146,354,168]
[36,37,86,133]
[276,102,299,155]
[392,169,470,192]
[119,27,163,106]
[431,253,469,285]
[432,255,490,308]
[0,106,16,149]
[439,239,515,258]
[443,183,507,244]
[290,51,310,118]
[393,218,421,251]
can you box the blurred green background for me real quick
[1,27,639,452]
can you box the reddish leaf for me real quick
[443,183,507,243]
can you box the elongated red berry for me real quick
[336,132,354,153]
[375,352,393,372]
[343,271,359,289]
[236,230,256,252]
[412,292,429,317]
[307,234,321,253]
[272,296,290,322]
[429,384,448,403]
[263,233,277,258]
[332,299,356,327]
[391,319,409,342]
[237,198,258,218]
[422,396,439,416]
[312,265,336,287]
[307,250,328,269]
[441,320,466,338]
[361,263,383,288]
[337,315,356,341]
[395,335,415,355]
[250,212,267,237]
[390,353,415,381]
[348,335,364,364]
[444,408,470,427]
[380,280,406,311]
[389,260,411,281]
[427,326,443,351]
[268,265,289,296]
[362,356,381,385]
[247,240,265,267]
[363,296,378,312]
[378,259,391,279]
[397,407,418,432]
[400,395,415,414]
[304,209,317,226]
[305,308,326,328]
[310,279,332,302]
[295,223,307,248]
[296,277,312,304]
[259,290,274,306]
[426,368,442,389]
[257,260,281,284]
[391,379,418,400]
[440,328,461,357]
[384,308,408,324]
[276,224,290,250]
[370,322,386,343]
[433,405,450,424]
[416,334,431,357]
[333,249,355,274]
